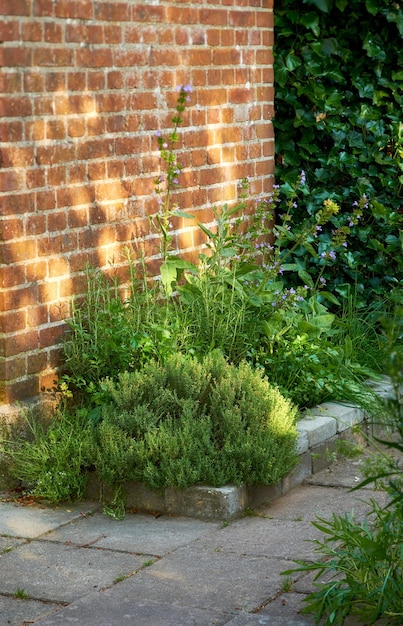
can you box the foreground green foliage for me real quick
[7,410,93,503]
[8,352,298,517]
[274,0,403,302]
[282,319,403,625]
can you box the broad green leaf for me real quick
[160,261,177,295]
[298,270,314,288]
[365,0,379,16]
[286,52,302,71]
[319,291,341,306]
[300,13,320,36]
[309,314,335,328]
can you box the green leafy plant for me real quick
[7,409,94,503]
[282,308,403,625]
[274,0,403,302]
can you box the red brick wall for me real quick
[0,0,274,406]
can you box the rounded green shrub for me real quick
[95,350,299,492]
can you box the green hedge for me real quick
[274,0,402,301]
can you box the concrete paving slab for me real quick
[305,452,392,489]
[109,550,291,615]
[0,499,99,539]
[0,540,145,603]
[0,595,61,626]
[225,615,314,626]
[32,593,230,626]
[0,535,26,553]
[186,517,324,561]
[43,511,219,556]
[260,483,389,523]
[259,591,315,623]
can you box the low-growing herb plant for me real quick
[94,350,299,516]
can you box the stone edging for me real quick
[87,376,394,520]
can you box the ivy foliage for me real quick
[274,0,403,300]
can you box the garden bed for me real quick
[84,377,393,520]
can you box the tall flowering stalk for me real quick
[153,85,193,266]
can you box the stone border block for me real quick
[297,413,337,448]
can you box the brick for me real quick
[0,96,32,117]
[0,146,35,168]
[229,9,255,27]
[26,304,48,328]
[132,5,165,23]
[35,189,56,211]
[0,121,23,142]
[54,0,92,19]
[47,210,67,232]
[76,48,113,68]
[27,351,48,375]
[0,311,27,333]
[94,1,130,21]
[58,186,93,211]
[23,71,45,92]
[67,72,86,91]
[33,0,54,17]
[0,20,20,40]
[26,213,46,236]
[2,377,40,404]
[1,218,24,240]
[25,260,47,282]
[44,22,63,42]
[199,9,227,26]
[21,21,43,41]
[33,47,74,67]
[45,72,67,92]
[0,265,25,288]
[47,165,67,187]
[67,207,89,228]
[104,24,123,44]
[2,330,39,357]
[69,163,86,185]
[48,256,70,278]
[0,0,30,15]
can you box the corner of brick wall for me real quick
[0,0,274,407]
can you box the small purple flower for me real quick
[183,84,192,93]
[297,295,304,302]
[342,242,348,248]
[163,142,168,148]
[289,288,296,294]
[348,219,354,227]
[329,250,336,261]
[300,170,306,185]
[172,177,179,185]
[320,277,327,286]
[154,130,162,138]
